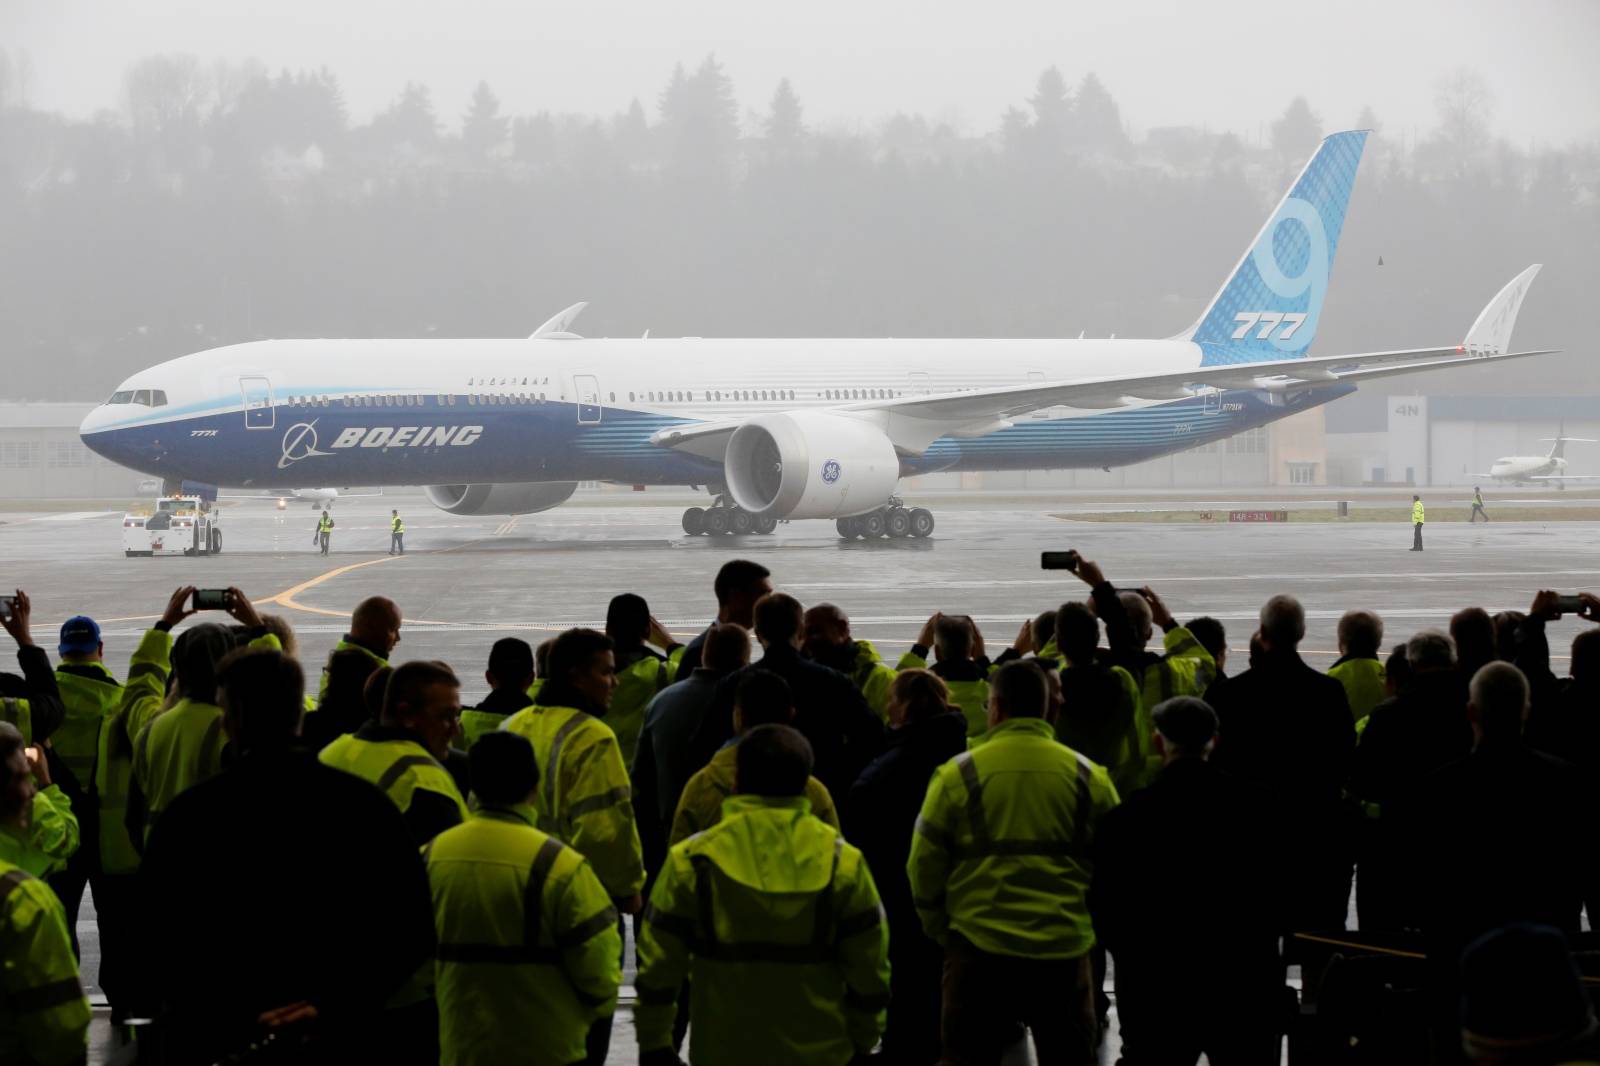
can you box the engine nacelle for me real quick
[424,481,578,516]
[725,411,900,519]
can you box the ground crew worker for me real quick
[802,603,898,720]
[390,509,406,554]
[127,586,276,846]
[314,595,402,704]
[502,629,646,913]
[636,724,890,1066]
[0,589,66,746]
[314,508,334,554]
[428,732,622,1066]
[1329,609,1388,723]
[604,594,682,768]
[461,638,535,746]
[503,627,645,1065]
[1469,486,1489,523]
[1411,494,1425,551]
[908,661,1120,1064]
[670,670,839,845]
[898,613,992,737]
[0,726,91,1066]
[0,735,79,879]
[320,659,469,844]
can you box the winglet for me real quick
[530,301,589,339]
[1462,265,1541,355]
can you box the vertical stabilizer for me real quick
[1182,130,1368,366]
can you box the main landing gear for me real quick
[836,502,935,541]
[682,498,778,537]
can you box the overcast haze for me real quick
[10,0,1600,143]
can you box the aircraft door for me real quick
[240,376,275,429]
[908,371,931,396]
[573,374,602,425]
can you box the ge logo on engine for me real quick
[821,459,842,484]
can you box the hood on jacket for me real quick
[697,795,838,895]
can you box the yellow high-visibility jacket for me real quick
[0,860,91,1066]
[427,805,621,1066]
[909,717,1119,959]
[637,795,890,1065]
[670,743,839,846]
[501,703,645,899]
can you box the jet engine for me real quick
[724,411,900,519]
[424,482,579,516]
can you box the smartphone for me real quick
[192,588,233,611]
[1041,551,1081,571]
[1557,594,1586,615]
[0,596,13,622]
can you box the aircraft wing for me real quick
[652,264,1552,457]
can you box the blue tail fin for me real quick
[1185,130,1368,366]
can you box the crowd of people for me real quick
[0,555,1596,1066]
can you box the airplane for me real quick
[1476,423,1599,486]
[79,131,1558,541]
[218,487,384,509]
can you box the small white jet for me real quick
[1478,425,1599,485]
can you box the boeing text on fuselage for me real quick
[80,130,1557,540]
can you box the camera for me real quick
[0,596,14,623]
[1041,550,1081,571]
[192,589,234,611]
[1556,594,1586,615]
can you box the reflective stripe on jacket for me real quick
[0,861,91,1066]
[501,703,645,898]
[670,744,839,846]
[427,806,621,1066]
[908,716,1120,959]
[319,733,469,826]
[637,795,890,1065]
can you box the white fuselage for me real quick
[1489,455,1564,482]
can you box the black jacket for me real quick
[1207,649,1354,817]
[1,644,65,742]
[844,710,968,949]
[693,645,885,803]
[1408,739,1597,949]
[1091,758,1284,982]
[138,748,435,1064]
[1518,616,1600,772]
[1349,670,1471,820]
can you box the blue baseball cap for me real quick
[59,616,102,656]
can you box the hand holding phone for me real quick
[1041,551,1081,571]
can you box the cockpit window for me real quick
[106,389,168,407]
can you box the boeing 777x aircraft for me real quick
[81,131,1554,539]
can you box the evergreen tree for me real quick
[461,80,508,159]
[1271,95,1322,163]
[766,78,805,150]
[370,82,438,152]
[1028,66,1072,147]
[1073,72,1126,153]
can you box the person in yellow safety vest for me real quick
[461,638,535,748]
[0,590,66,751]
[908,661,1120,1064]
[428,731,622,1066]
[0,724,91,1066]
[315,595,401,703]
[897,613,994,739]
[46,614,114,951]
[390,509,406,555]
[321,659,470,845]
[802,604,898,721]
[314,508,335,555]
[1411,495,1425,552]
[503,627,646,1066]
[502,629,645,905]
[0,734,78,880]
[604,594,684,769]
[126,586,280,847]
[1051,558,1215,792]
[670,670,840,846]
[1051,602,1146,798]
[637,724,891,1066]
[1329,609,1388,723]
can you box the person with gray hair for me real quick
[1091,697,1285,1064]
[1206,593,1354,930]
[1329,610,1387,723]
[1409,660,1597,1003]
[1348,628,1472,930]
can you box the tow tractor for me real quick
[123,495,222,557]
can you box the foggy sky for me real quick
[10,0,1600,144]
